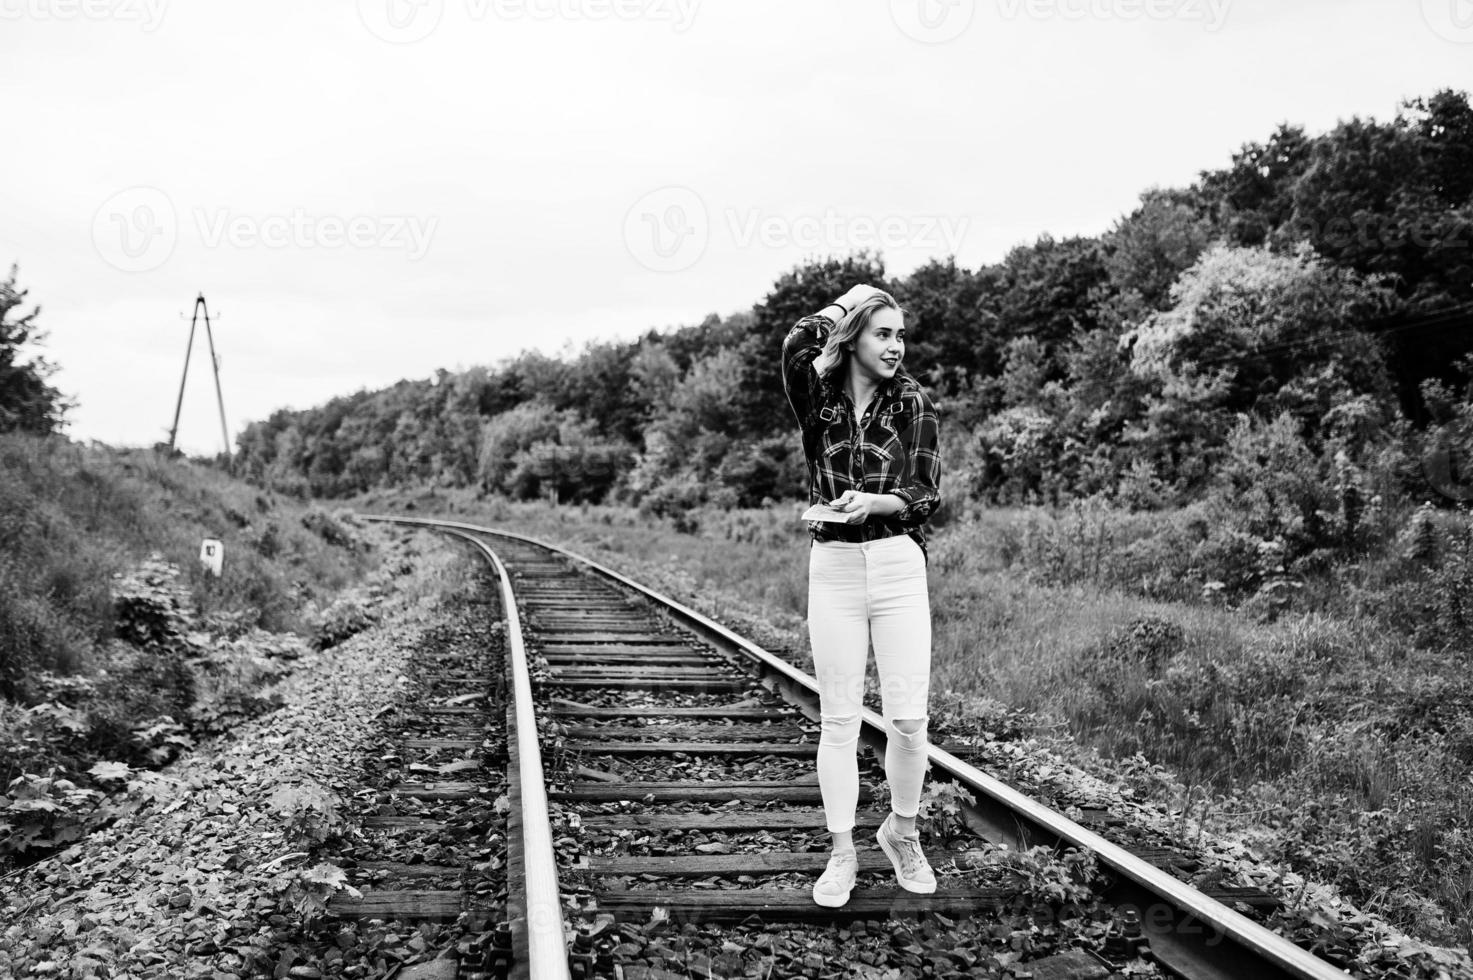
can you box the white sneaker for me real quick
[877,813,936,894]
[812,846,858,907]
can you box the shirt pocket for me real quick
[861,441,897,489]
[820,439,851,491]
[869,409,906,482]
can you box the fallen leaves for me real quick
[87,761,133,783]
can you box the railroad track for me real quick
[354,513,1349,980]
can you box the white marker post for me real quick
[199,538,224,577]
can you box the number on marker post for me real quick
[199,538,224,577]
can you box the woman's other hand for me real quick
[829,490,905,523]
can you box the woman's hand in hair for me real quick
[829,490,906,523]
[836,283,885,313]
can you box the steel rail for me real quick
[360,513,1348,980]
[416,525,571,980]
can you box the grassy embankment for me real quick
[0,432,381,834]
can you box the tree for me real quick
[1100,187,1217,316]
[1197,123,1313,248]
[477,399,563,494]
[1284,92,1473,306]
[892,256,997,396]
[1121,243,1398,496]
[628,343,681,419]
[0,264,73,435]
[553,339,645,444]
[1406,89,1473,206]
[988,235,1110,394]
[1189,92,1473,420]
[507,427,633,504]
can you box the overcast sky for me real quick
[3,0,1469,456]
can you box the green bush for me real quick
[0,559,88,700]
[637,470,706,529]
[300,508,359,550]
[311,593,379,650]
[1364,503,1473,654]
[267,779,347,850]
[0,769,100,859]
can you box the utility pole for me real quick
[167,293,232,465]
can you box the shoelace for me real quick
[818,849,857,890]
[888,823,930,877]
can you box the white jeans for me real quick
[807,533,932,833]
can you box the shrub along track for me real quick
[355,514,1352,980]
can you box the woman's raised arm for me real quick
[780,285,887,427]
[781,306,840,426]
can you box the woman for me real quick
[780,283,942,908]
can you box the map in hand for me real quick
[801,503,856,523]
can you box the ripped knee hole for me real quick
[888,716,929,738]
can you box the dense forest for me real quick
[235,90,1473,534]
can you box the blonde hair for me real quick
[813,290,905,378]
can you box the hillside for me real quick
[0,431,383,864]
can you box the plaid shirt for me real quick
[781,312,942,562]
